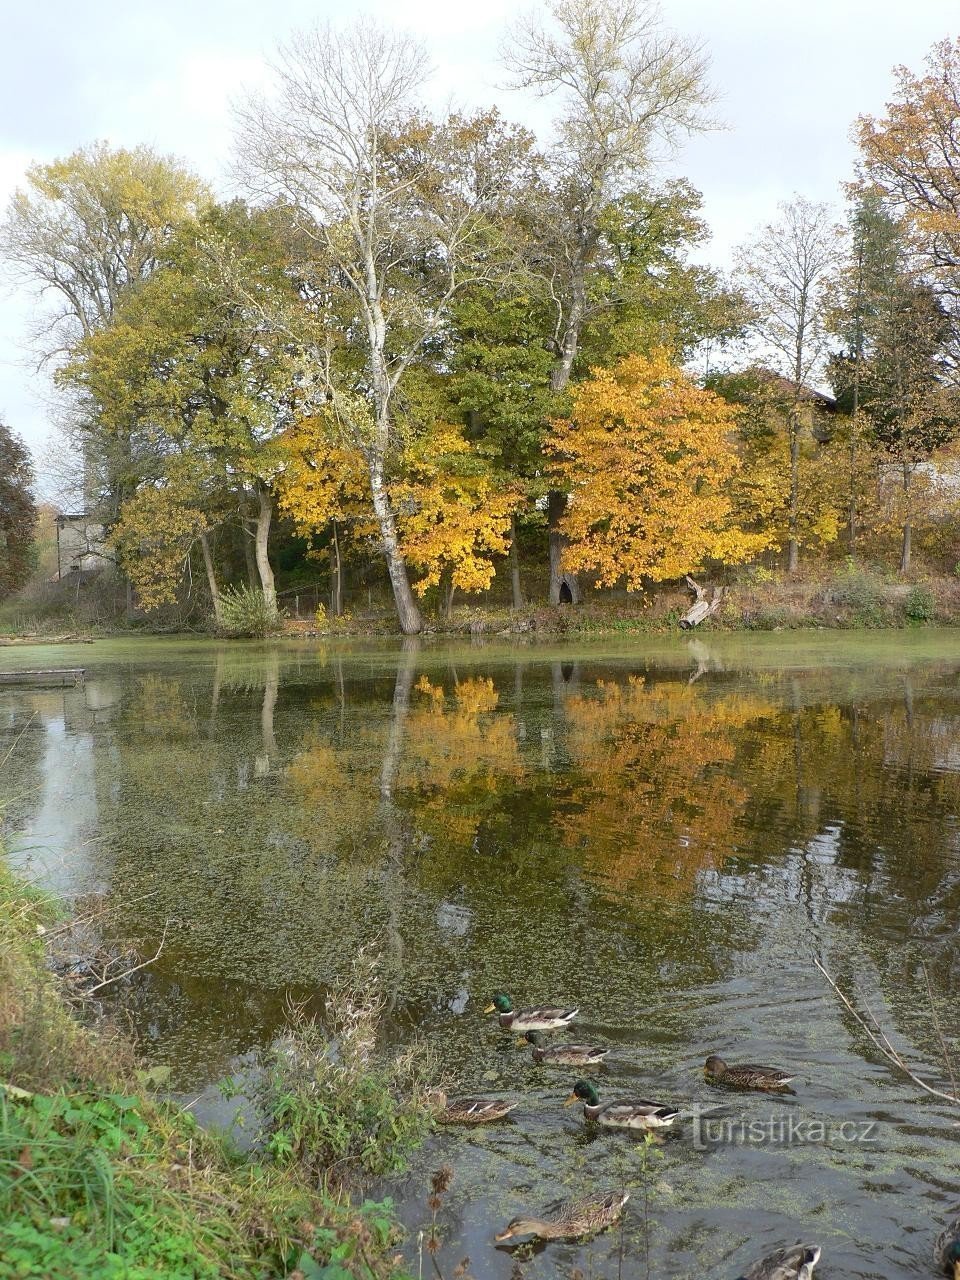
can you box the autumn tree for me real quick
[735,197,839,572]
[548,351,767,589]
[856,37,960,354]
[503,0,716,603]
[392,426,517,618]
[61,202,298,619]
[235,23,532,634]
[0,143,206,520]
[0,422,37,599]
[276,415,372,616]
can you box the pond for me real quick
[1,631,959,1278]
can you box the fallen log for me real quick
[679,576,726,629]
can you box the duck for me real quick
[430,1092,519,1125]
[484,992,578,1033]
[525,1030,609,1067]
[494,1189,629,1242]
[736,1243,821,1280]
[935,1214,960,1278]
[705,1055,795,1092]
[564,1079,679,1130]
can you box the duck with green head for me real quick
[935,1215,960,1279]
[525,1030,609,1067]
[736,1244,821,1280]
[494,1189,629,1242]
[564,1079,679,1130]
[484,992,578,1033]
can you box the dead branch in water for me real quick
[86,919,171,995]
[814,956,960,1107]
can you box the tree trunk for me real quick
[548,491,582,605]
[509,514,524,609]
[368,453,422,635]
[900,463,912,573]
[254,488,278,619]
[199,531,224,625]
[329,519,343,616]
[243,518,259,588]
[679,576,726,628]
[787,408,801,575]
[444,575,456,622]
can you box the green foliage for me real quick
[827,564,888,626]
[905,582,935,621]
[0,421,37,601]
[217,584,279,638]
[256,951,434,1184]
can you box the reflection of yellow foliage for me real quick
[285,732,381,853]
[561,677,777,899]
[400,677,524,846]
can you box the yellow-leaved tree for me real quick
[548,352,769,590]
[393,426,517,616]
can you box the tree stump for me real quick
[679,576,726,629]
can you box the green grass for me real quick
[0,854,424,1279]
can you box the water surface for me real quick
[2,632,959,1278]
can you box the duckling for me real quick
[494,1189,629,1242]
[430,1092,519,1124]
[705,1055,795,1092]
[935,1214,960,1278]
[564,1079,679,1130]
[484,992,578,1033]
[525,1030,609,1067]
[736,1243,821,1280]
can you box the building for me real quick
[55,513,110,579]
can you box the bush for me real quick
[255,949,434,1185]
[217,585,278,638]
[825,566,887,626]
[904,583,935,622]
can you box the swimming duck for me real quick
[564,1079,679,1130]
[935,1214,960,1278]
[484,992,578,1033]
[494,1189,629,1242]
[736,1243,821,1280]
[431,1093,519,1124]
[705,1055,795,1092]
[525,1030,609,1067]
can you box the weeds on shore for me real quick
[256,950,435,1186]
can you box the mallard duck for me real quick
[431,1092,519,1124]
[935,1214,960,1278]
[737,1243,821,1280]
[494,1189,629,1242]
[525,1030,609,1067]
[484,992,578,1033]
[564,1079,679,1130]
[705,1055,795,1092]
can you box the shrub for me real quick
[255,949,434,1185]
[217,585,278,638]
[825,566,886,627]
[905,583,935,622]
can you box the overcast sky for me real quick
[2,0,957,493]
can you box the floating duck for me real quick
[484,992,578,1033]
[736,1243,821,1280]
[431,1092,519,1124]
[705,1055,795,1092]
[494,1189,629,1242]
[935,1215,960,1278]
[525,1030,609,1067]
[564,1079,679,1130]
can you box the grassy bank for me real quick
[5,561,960,642]
[0,857,430,1279]
[279,562,960,639]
